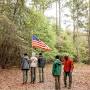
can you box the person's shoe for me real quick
[38,81,42,83]
[32,82,34,84]
[41,80,44,83]
[64,85,67,87]
[30,81,32,83]
[22,82,27,84]
[68,86,71,89]
[63,85,67,88]
[30,81,35,84]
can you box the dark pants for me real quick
[55,76,61,90]
[39,67,44,82]
[64,72,72,87]
[22,70,29,83]
[31,67,36,83]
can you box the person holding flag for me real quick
[31,35,51,83]
[38,53,46,82]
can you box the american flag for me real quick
[32,35,51,51]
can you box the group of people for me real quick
[21,53,74,90]
[21,53,46,84]
[52,55,74,90]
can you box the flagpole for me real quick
[32,29,36,56]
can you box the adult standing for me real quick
[63,56,74,89]
[21,53,30,84]
[38,53,46,82]
[30,53,38,83]
[52,55,62,90]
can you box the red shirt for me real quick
[64,59,74,72]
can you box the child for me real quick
[52,55,62,90]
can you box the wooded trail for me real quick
[0,64,90,90]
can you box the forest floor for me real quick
[0,63,90,90]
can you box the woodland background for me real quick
[0,0,90,68]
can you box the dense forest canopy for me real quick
[0,0,90,68]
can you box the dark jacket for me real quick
[38,56,46,68]
[21,56,30,70]
[52,59,62,76]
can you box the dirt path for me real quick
[0,64,90,90]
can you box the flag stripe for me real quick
[32,41,50,49]
[32,35,51,51]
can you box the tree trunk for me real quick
[56,1,58,31]
[74,0,80,62]
[88,0,90,63]
[58,0,61,29]
[72,0,76,43]
[13,0,19,19]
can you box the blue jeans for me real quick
[39,67,44,82]
[22,70,29,83]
